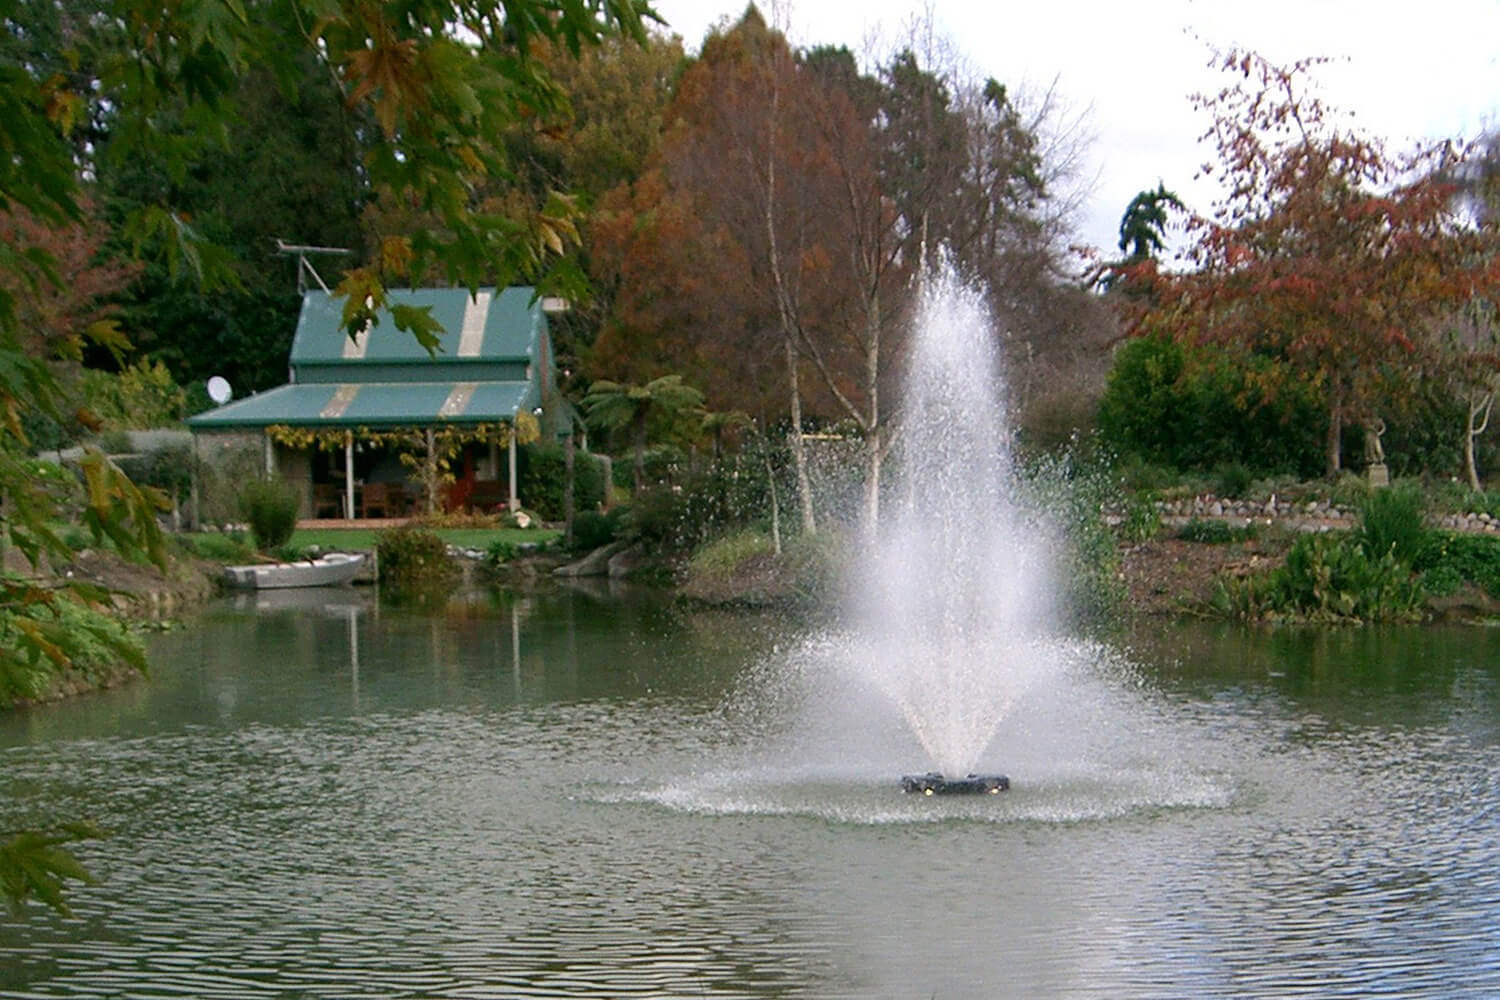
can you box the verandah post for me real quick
[344,431,355,520]
[508,430,519,512]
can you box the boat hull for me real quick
[224,553,365,590]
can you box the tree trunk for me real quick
[632,426,645,498]
[563,426,576,545]
[786,336,816,534]
[1465,414,1481,492]
[1325,390,1343,477]
[863,291,882,532]
[424,427,439,514]
[1466,390,1493,492]
[762,436,782,556]
[760,46,815,536]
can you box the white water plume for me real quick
[837,261,1062,775]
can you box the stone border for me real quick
[1137,496,1500,535]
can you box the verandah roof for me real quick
[185,379,537,430]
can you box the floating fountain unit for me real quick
[901,772,1010,795]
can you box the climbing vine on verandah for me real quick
[265,414,540,514]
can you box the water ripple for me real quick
[3,635,1500,999]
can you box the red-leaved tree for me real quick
[1126,50,1497,476]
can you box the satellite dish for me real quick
[207,375,232,405]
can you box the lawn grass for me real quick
[179,525,560,558]
[295,526,558,551]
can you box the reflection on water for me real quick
[2,599,1500,998]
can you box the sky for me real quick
[649,0,1500,259]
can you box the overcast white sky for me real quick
[650,0,1500,258]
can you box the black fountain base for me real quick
[901,772,1010,795]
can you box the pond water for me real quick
[2,585,1499,998]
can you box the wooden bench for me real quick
[313,483,344,518]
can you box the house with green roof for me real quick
[188,286,558,520]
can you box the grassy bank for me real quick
[178,526,560,561]
[1119,484,1500,623]
[0,595,147,709]
[679,529,842,608]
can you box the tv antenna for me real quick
[275,239,351,294]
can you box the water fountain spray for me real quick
[847,261,1059,793]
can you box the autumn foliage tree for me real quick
[593,11,1096,529]
[1427,131,1500,489]
[0,203,136,361]
[1433,301,1500,489]
[593,10,841,530]
[0,0,657,915]
[1124,51,1498,476]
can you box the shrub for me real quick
[499,509,540,530]
[1430,485,1500,519]
[197,440,264,528]
[689,529,777,577]
[0,594,145,708]
[561,447,791,557]
[615,485,683,548]
[1120,493,1161,543]
[1414,532,1500,598]
[1117,458,1180,494]
[1020,442,1125,629]
[1016,387,1099,455]
[238,478,299,551]
[1352,381,1467,478]
[1097,334,1323,478]
[375,524,456,588]
[116,443,195,525]
[517,444,606,520]
[1213,462,1254,499]
[670,459,776,546]
[96,430,132,454]
[617,471,760,554]
[115,443,194,497]
[1176,518,1256,544]
[1358,483,1427,565]
[782,529,844,604]
[81,359,187,430]
[59,524,93,551]
[610,444,687,491]
[569,510,616,551]
[1221,532,1423,623]
[683,528,843,607]
[1328,472,1371,511]
[176,532,255,563]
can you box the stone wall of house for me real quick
[273,445,313,518]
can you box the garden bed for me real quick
[1120,535,1285,617]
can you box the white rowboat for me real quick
[224,552,365,590]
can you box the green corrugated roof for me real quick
[188,285,552,432]
[186,380,537,429]
[290,286,543,367]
